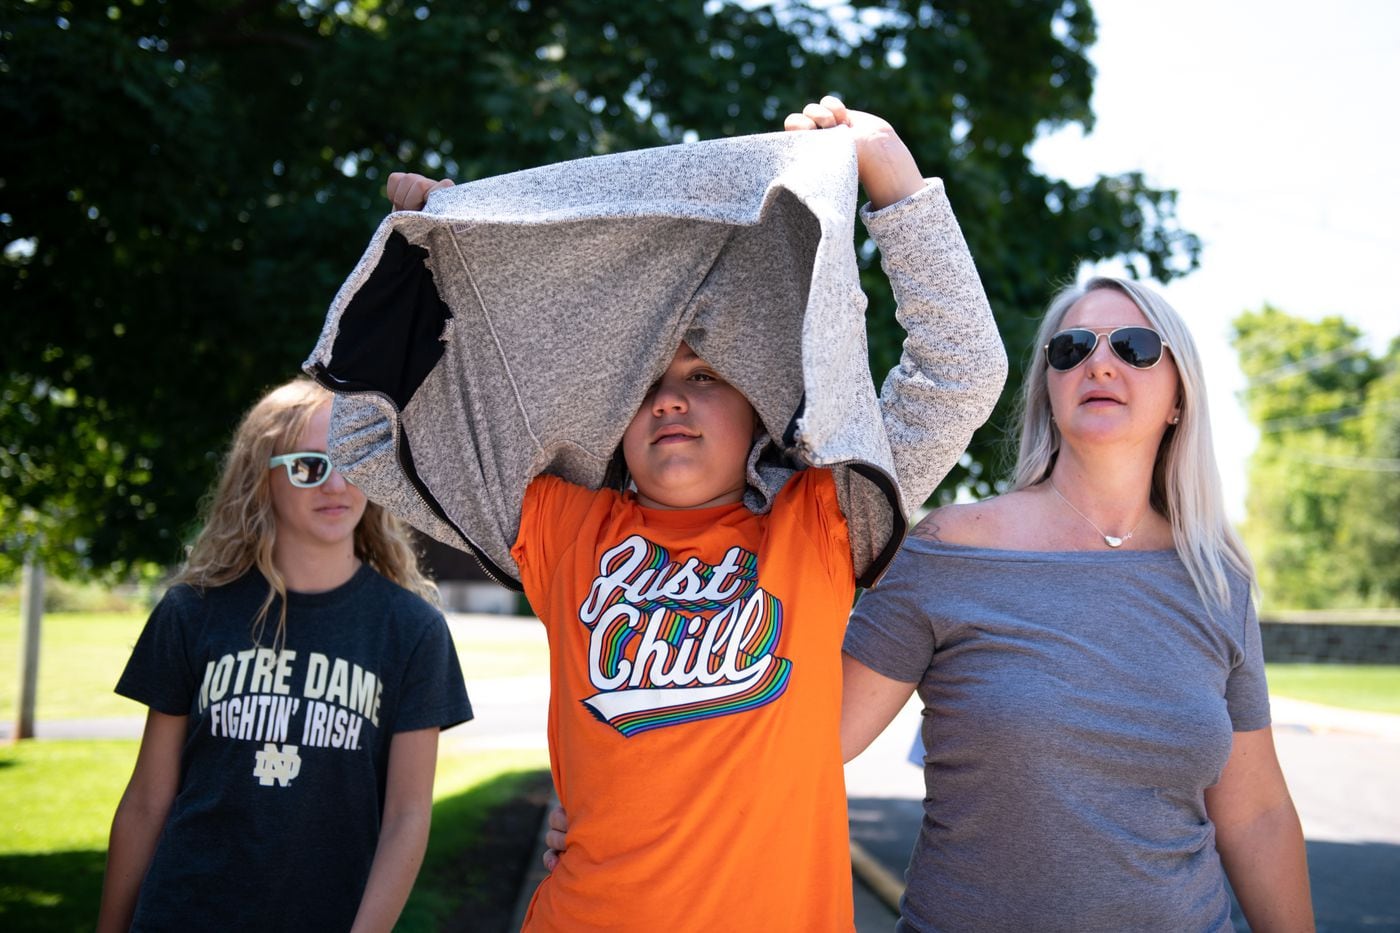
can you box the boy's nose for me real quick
[651,381,688,414]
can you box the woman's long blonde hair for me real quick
[172,378,437,646]
[1010,277,1254,613]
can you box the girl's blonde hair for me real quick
[1010,277,1254,613]
[172,378,437,647]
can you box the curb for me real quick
[508,805,907,927]
[509,791,558,931]
[1270,696,1400,742]
[850,839,905,915]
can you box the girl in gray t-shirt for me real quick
[843,277,1313,932]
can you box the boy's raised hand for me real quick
[386,172,455,212]
[784,96,925,211]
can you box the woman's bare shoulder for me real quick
[910,492,1037,547]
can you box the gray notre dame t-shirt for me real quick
[844,538,1269,933]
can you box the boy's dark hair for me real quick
[602,445,630,492]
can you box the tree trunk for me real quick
[14,558,43,742]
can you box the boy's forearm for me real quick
[863,183,1007,509]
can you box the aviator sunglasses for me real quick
[268,452,335,488]
[1044,326,1170,373]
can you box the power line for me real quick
[1275,451,1400,473]
[1257,399,1400,433]
[1243,337,1370,387]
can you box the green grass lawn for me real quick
[0,609,552,930]
[0,739,547,932]
[0,612,149,722]
[0,609,1395,928]
[1265,663,1400,715]
[0,610,548,722]
[3,609,1397,723]
[0,739,137,932]
[401,748,550,932]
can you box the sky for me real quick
[1028,0,1400,520]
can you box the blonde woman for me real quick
[98,378,471,933]
[842,278,1314,931]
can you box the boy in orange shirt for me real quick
[308,97,1005,931]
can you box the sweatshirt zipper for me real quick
[308,364,522,592]
[793,445,907,590]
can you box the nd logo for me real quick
[253,743,303,787]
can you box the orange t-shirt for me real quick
[512,468,857,932]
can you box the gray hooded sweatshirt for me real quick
[303,128,1005,590]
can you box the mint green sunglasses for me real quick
[268,452,334,488]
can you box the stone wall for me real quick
[1260,620,1400,664]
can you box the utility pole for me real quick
[14,557,43,742]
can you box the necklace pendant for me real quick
[1104,535,1124,548]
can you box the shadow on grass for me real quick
[0,769,552,933]
[0,849,106,933]
[399,767,553,933]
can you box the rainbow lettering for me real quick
[578,535,790,737]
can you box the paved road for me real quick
[452,618,1399,931]
[845,694,1400,932]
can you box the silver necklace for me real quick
[1048,480,1146,548]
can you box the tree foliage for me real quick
[1233,306,1400,608]
[1,0,1199,578]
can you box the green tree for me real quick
[1345,338,1400,603]
[1,0,1199,579]
[1233,306,1400,608]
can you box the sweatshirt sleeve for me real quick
[860,179,1007,510]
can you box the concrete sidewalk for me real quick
[1270,694,1400,741]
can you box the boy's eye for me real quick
[690,371,718,384]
